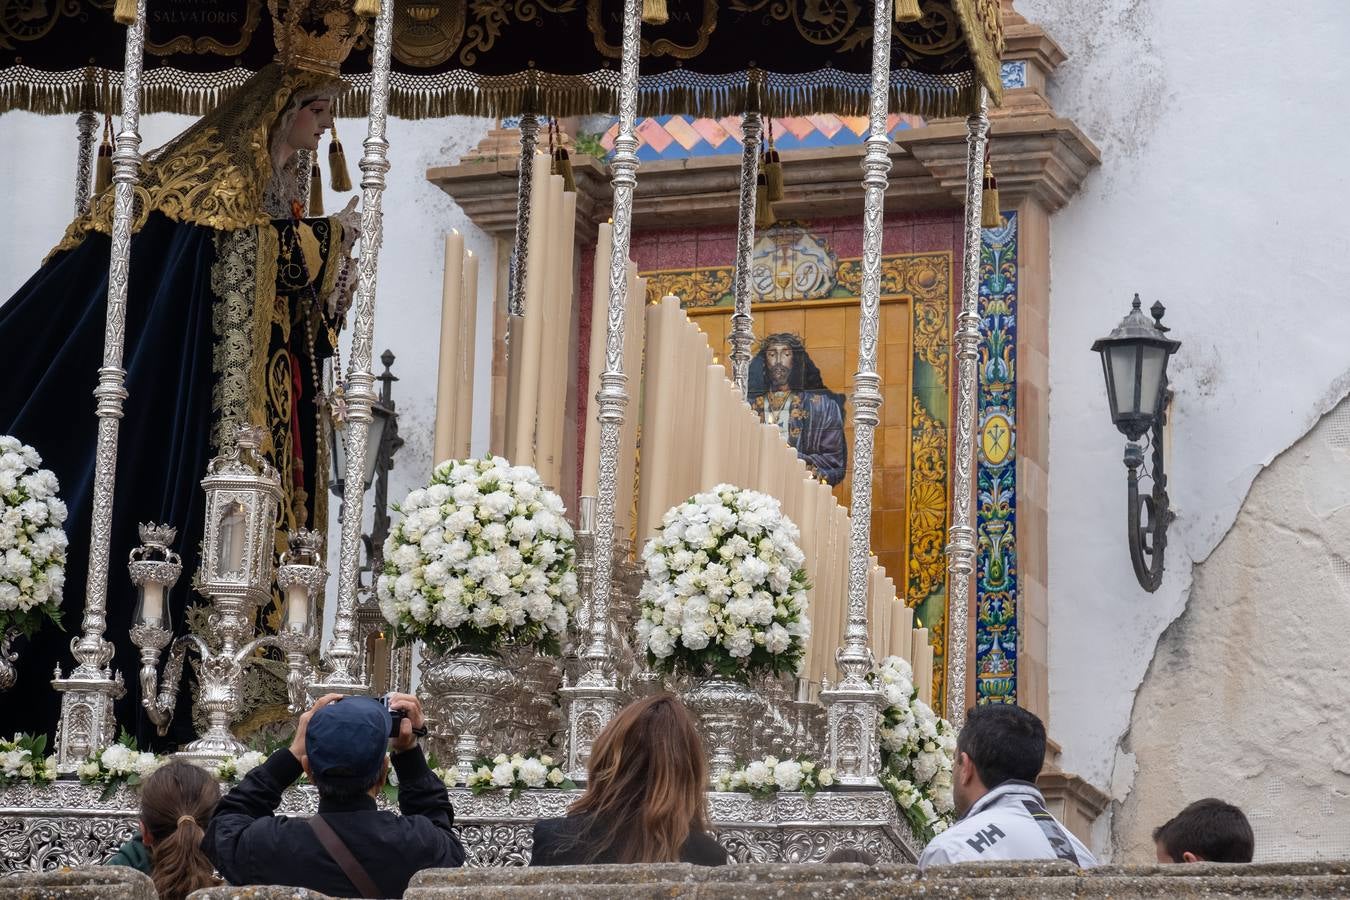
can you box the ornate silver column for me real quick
[508,114,539,319]
[313,0,395,696]
[729,110,761,392]
[52,0,146,771]
[820,0,892,788]
[74,110,99,217]
[944,90,990,730]
[560,0,642,781]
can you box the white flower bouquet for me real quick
[636,485,810,680]
[78,732,164,800]
[0,436,68,640]
[714,754,836,800]
[378,457,578,655]
[448,752,576,800]
[214,750,268,782]
[0,733,56,785]
[871,655,957,841]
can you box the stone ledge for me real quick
[0,867,155,900]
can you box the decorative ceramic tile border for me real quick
[1000,61,1027,90]
[975,211,1019,706]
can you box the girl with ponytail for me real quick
[108,761,221,900]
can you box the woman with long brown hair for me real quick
[530,693,728,866]
[107,761,221,899]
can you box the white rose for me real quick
[647,626,675,658]
[725,628,754,658]
[772,760,804,792]
[817,768,835,787]
[743,760,771,788]
[517,758,548,788]
[235,751,266,777]
[764,623,792,654]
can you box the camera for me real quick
[382,693,407,738]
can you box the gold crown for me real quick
[269,0,366,78]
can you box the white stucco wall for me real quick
[0,109,495,650]
[1016,0,1350,854]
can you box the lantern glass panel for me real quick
[134,581,169,629]
[284,583,313,633]
[363,413,387,489]
[1106,343,1139,416]
[217,502,247,576]
[1138,345,1168,419]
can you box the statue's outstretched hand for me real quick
[333,196,361,253]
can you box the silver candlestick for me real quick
[127,523,182,734]
[131,427,294,761]
[274,529,325,713]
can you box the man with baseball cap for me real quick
[205,692,465,897]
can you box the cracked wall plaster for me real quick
[1113,394,1350,863]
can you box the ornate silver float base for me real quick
[419,651,520,783]
[684,675,761,783]
[0,782,916,872]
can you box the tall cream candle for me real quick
[890,601,914,669]
[684,319,711,497]
[433,230,465,468]
[636,299,669,543]
[814,499,832,684]
[614,267,645,540]
[700,364,726,490]
[581,222,614,497]
[534,176,569,485]
[755,423,779,502]
[453,250,479,460]
[824,500,846,684]
[912,627,933,706]
[509,157,553,466]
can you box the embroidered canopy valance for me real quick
[0,0,1001,118]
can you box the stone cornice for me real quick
[428,109,1100,236]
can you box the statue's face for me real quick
[288,98,334,153]
[766,343,794,389]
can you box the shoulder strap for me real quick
[307,814,382,899]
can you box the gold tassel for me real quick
[763,148,784,203]
[310,163,325,217]
[553,147,576,193]
[328,127,352,192]
[642,0,668,25]
[113,0,138,25]
[354,0,381,17]
[981,161,1002,229]
[94,116,113,195]
[755,173,776,230]
[895,0,923,23]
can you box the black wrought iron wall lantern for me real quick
[1091,295,1181,592]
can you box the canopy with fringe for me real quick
[0,0,1002,119]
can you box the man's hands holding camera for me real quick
[288,691,428,763]
[384,692,427,753]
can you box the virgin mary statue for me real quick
[0,0,368,744]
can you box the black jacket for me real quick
[530,814,729,866]
[204,747,465,898]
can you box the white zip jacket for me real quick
[917,780,1097,869]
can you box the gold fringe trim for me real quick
[0,64,993,121]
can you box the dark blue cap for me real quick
[305,697,391,788]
